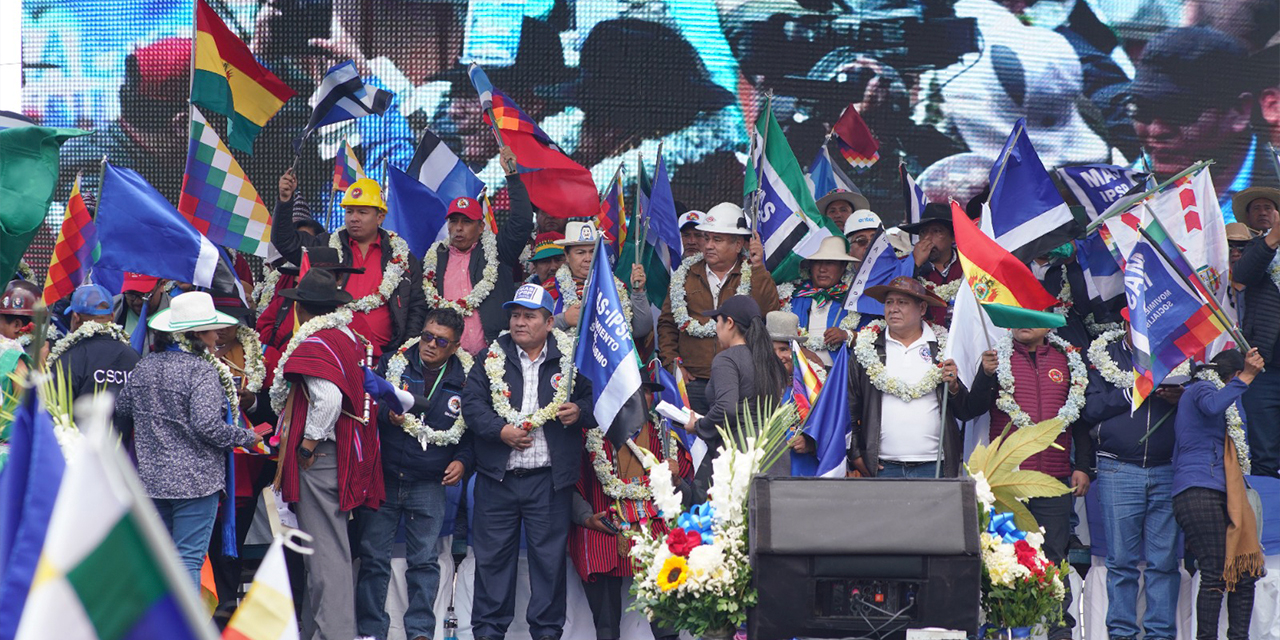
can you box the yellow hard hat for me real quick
[340,178,386,211]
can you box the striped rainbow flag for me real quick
[15,427,218,640]
[332,140,366,193]
[791,348,824,424]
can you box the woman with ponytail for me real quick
[682,295,789,498]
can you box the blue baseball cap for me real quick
[503,283,555,314]
[65,284,115,316]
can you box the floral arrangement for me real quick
[385,337,473,449]
[482,329,574,431]
[586,425,679,502]
[854,319,949,401]
[670,253,751,338]
[631,400,798,636]
[47,321,130,363]
[967,417,1072,633]
[994,333,1086,433]
[422,230,499,316]
[329,230,411,313]
[1195,369,1251,473]
[251,267,282,313]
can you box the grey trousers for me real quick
[296,441,356,640]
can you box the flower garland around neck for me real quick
[670,252,751,338]
[586,420,680,502]
[251,267,282,313]
[484,328,574,431]
[554,264,633,324]
[175,332,241,428]
[854,319,949,401]
[1052,264,1072,314]
[1195,369,1251,473]
[776,281,796,307]
[422,229,498,316]
[269,307,356,413]
[918,277,962,305]
[385,337,474,448]
[1268,253,1280,294]
[48,321,130,363]
[795,270,857,351]
[328,229,411,313]
[994,332,1087,433]
[1087,328,1192,390]
[229,325,267,393]
[1084,312,1124,338]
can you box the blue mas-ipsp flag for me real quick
[0,391,67,639]
[791,345,850,477]
[845,231,914,316]
[1056,164,1147,220]
[573,236,646,448]
[646,153,683,268]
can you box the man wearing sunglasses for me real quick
[356,308,474,640]
[1127,27,1274,223]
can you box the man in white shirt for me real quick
[462,284,596,640]
[846,276,979,478]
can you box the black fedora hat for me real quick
[278,246,366,277]
[898,202,954,235]
[434,18,574,93]
[280,269,353,307]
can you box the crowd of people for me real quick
[3,136,1277,639]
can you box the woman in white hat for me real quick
[114,291,262,590]
[786,236,861,366]
[549,220,652,338]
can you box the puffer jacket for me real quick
[1232,236,1280,362]
[965,339,1094,479]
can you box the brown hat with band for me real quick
[865,275,947,308]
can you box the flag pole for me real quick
[1085,160,1213,233]
[985,120,1025,204]
[1136,204,1249,350]
[935,383,949,478]
[565,236,607,400]
[634,150,645,259]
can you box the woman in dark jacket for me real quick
[115,292,261,589]
[682,295,788,496]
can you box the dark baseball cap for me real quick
[706,295,762,329]
[1129,28,1250,106]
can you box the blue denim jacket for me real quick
[1172,378,1249,496]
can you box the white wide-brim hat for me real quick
[147,291,239,333]
[696,202,753,236]
[802,235,860,264]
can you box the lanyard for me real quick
[422,364,448,407]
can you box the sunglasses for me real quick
[1126,99,1216,127]
[420,332,455,349]
[847,236,872,247]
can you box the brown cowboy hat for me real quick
[865,275,947,308]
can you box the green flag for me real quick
[0,126,90,281]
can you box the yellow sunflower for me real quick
[657,556,689,592]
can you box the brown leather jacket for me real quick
[657,259,780,379]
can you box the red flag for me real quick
[831,104,879,169]
[485,90,597,218]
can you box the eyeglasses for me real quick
[420,332,455,348]
[848,236,871,247]
[1126,98,1216,127]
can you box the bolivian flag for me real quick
[192,0,295,153]
[952,201,1065,329]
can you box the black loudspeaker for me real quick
[748,477,981,640]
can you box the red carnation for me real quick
[666,527,702,556]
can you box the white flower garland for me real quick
[585,424,680,502]
[1087,329,1191,390]
[1195,369,1251,474]
[483,328,574,431]
[269,307,355,413]
[854,319,949,401]
[385,337,474,448]
[794,270,857,351]
[175,333,241,428]
[553,264,634,324]
[1052,265,1072,314]
[1268,255,1280,295]
[48,321,130,363]
[230,325,267,393]
[421,230,499,316]
[776,281,796,307]
[994,332,1087,433]
[670,253,751,338]
[918,277,962,305]
[1084,312,1124,338]
[251,267,282,313]
[328,230,411,313]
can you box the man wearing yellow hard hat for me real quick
[272,167,426,357]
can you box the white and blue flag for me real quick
[806,142,862,203]
[900,162,928,225]
[1056,164,1148,220]
[646,153,683,269]
[791,345,851,478]
[95,164,220,287]
[574,236,647,448]
[988,118,1081,262]
[1057,164,1148,314]
[0,110,35,131]
[845,230,914,316]
[298,60,394,146]
[384,165,449,257]
[408,128,485,202]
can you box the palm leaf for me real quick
[993,494,1039,533]
[989,469,1071,500]
[983,418,1065,478]
[967,441,989,475]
